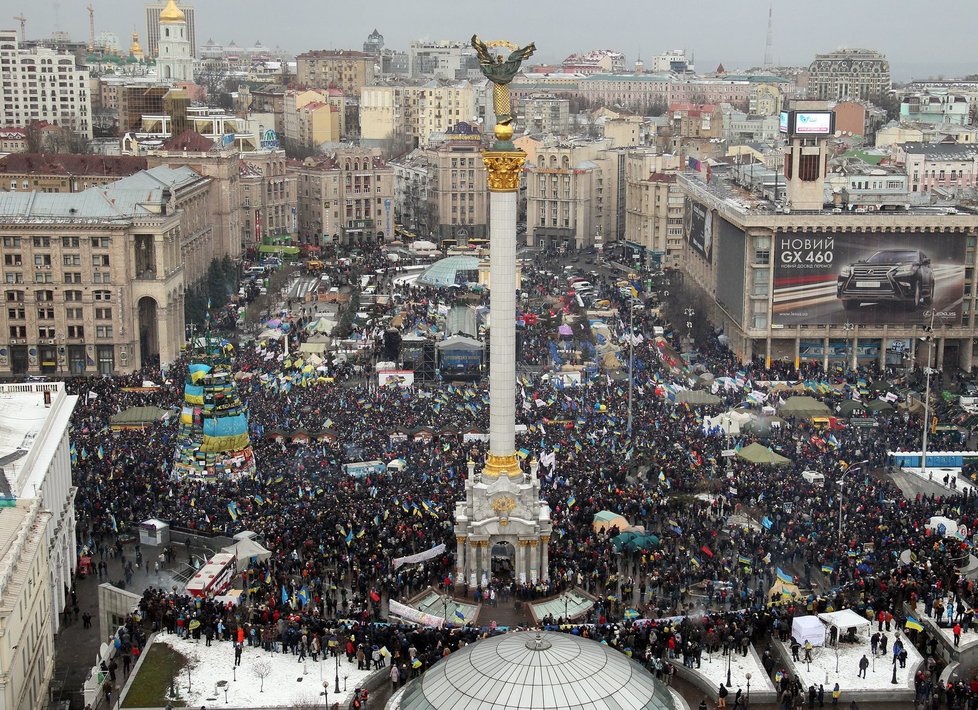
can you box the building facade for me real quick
[389,149,430,236]
[0,31,92,139]
[520,94,570,135]
[360,82,477,149]
[893,143,978,195]
[144,1,196,58]
[291,148,394,245]
[900,91,971,126]
[623,155,684,269]
[283,90,341,148]
[808,48,890,103]
[239,148,295,246]
[295,50,375,96]
[427,123,488,244]
[0,498,53,710]
[0,154,147,193]
[407,41,478,80]
[0,166,199,376]
[0,381,78,637]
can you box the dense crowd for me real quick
[64,242,978,708]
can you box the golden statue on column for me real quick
[471,35,535,143]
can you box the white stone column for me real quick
[488,189,517,458]
[540,537,549,582]
[529,541,538,583]
[455,537,465,581]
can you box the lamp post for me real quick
[323,681,328,709]
[841,321,855,372]
[745,672,751,708]
[920,312,936,473]
[334,645,340,694]
[626,296,635,438]
[726,634,733,687]
[837,459,869,544]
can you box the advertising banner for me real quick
[773,230,965,326]
[686,200,713,261]
[392,543,446,569]
[715,218,746,322]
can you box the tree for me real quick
[252,660,272,692]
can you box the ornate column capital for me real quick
[482,151,526,193]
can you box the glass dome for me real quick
[395,631,680,710]
[417,255,481,288]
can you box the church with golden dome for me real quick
[156,0,193,81]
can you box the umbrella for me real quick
[558,325,573,336]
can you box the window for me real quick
[92,254,110,267]
[95,307,111,320]
[33,273,53,284]
[2,237,21,248]
[90,237,110,248]
[5,290,23,302]
[36,290,54,301]
[93,272,110,284]
[95,325,113,339]
[64,272,81,284]
[34,254,51,267]
[32,236,50,247]
[64,290,82,302]
[61,236,79,248]
[7,306,24,319]
[66,307,82,319]
[36,307,54,320]
[62,254,80,266]
[5,272,23,284]
[3,254,21,267]
[67,325,84,338]
[8,325,26,338]
[94,290,111,301]
[38,326,55,339]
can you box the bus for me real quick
[468,238,489,250]
[186,552,237,598]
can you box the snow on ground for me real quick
[776,632,921,692]
[914,601,978,651]
[154,634,377,708]
[680,646,775,696]
[901,467,976,494]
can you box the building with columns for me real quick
[454,123,551,586]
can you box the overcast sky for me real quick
[20,0,978,81]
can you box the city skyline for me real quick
[11,0,978,80]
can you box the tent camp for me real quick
[791,615,826,647]
[817,609,871,634]
[736,442,791,465]
[676,389,721,406]
[703,410,754,435]
[593,510,630,533]
[109,406,170,430]
[779,396,832,419]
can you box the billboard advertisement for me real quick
[686,200,713,261]
[773,230,966,326]
[779,111,790,133]
[793,112,833,135]
[715,218,746,322]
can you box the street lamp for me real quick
[841,321,855,372]
[726,634,733,687]
[334,645,341,694]
[837,459,869,543]
[745,672,751,708]
[920,312,936,473]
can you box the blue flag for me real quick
[281,585,288,605]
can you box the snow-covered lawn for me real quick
[901,467,976,494]
[775,633,921,692]
[914,601,978,651]
[153,634,378,708]
[679,646,775,696]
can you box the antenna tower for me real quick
[763,1,774,68]
[87,4,95,51]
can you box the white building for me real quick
[0,30,92,139]
[155,0,193,82]
[651,49,694,74]
[0,498,54,710]
[407,40,479,80]
[0,382,78,636]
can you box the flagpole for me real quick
[627,298,634,439]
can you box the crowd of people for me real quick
[65,242,978,708]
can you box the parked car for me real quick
[837,249,935,310]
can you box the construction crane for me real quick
[87,3,95,52]
[13,14,26,42]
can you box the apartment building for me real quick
[407,41,478,80]
[808,48,890,103]
[0,154,147,193]
[291,148,394,245]
[389,149,430,236]
[240,148,296,246]
[0,30,92,139]
[623,154,684,269]
[283,90,340,148]
[520,93,570,135]
[427,122,488,244]
[296,50,375,96]
[893,142,978,194]
[360,81,477,149]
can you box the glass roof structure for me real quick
[417,255,481,288]
[396,631,679,710]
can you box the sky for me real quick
[17,0,978,81]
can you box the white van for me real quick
[801,470,825,487]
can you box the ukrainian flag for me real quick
[776,568,793,584]
[905,616,924,632]
[690,555,701,568]
[821,564,834,574]
[738,555,751,566]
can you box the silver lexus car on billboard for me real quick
[837,249,935,310]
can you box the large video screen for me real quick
[772,230,966,326]
[793,112,833,135]
[686,200,713,261]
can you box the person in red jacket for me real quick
[953,622,962,646]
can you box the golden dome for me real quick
[159,0,186,24]
[130,32,144,58]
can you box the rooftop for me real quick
[0,153,147,178]
[901,143,978,159]
[0,499,49,615]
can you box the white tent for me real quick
[818,609,871,632]
[791,615,826,647]
[927,516,958,537]
[221,537,272,563]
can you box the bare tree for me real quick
[252,659,272,692]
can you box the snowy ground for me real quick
[776,632,921,691]
[150,634,377,708]
[680,645,775,696]
[914,601,978,651]
[530,590,594,622]
[413,591,479,624]
[901,467,976,494]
